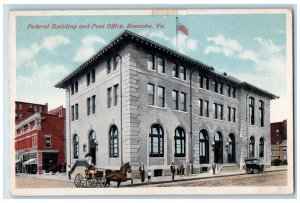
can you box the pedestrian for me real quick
[147,169,152,182]
[67,164,71,180]
[212,161,216,175]
[179,162,184,176]
[139,164,145,182]
[170,162,176,180]
[185,162,190,176]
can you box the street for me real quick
[15,170,287,188]
[136,170,287,187]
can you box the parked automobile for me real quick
[244,158,264,174]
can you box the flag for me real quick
[177,22,189,36]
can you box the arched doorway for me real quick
[88,130,97,165]
[213,131,223,163]
[227,133,235,163]
[249,136,255,158]
[199,130,209,163]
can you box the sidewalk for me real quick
[16,166,287,187]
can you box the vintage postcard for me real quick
[9,9,294,196]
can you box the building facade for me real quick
[56,30,277,176]
[15,101,48,124]
[15,103,66,174]
[271,119,287,161]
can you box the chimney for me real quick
[45,103,48,113]
[224,72,227,76]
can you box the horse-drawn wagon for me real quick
[72,161,133,188]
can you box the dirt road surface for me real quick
[15,170,287,188]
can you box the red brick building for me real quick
[270,119,287,161]
[15,102,66,174]
[15,101,48,124]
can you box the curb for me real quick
[123,168,287,187]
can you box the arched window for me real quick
[249,136,255,157]
[109,125,118,157]
[149,124,164,157]
[259,137,264,157]
[73,134,79,159]
[199,130,209,163]
[228,134,235,163]
[213,131,223,163]
[174,127,185,157]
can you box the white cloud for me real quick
[170,34,198,54]
[238,49,259,63]
[204,34,242,56]
[149,31,170,41]
[17,63,69,109]
[254,37,281,55]
[17,35,70,68]
[41,35,70,51]
[73,36,106,63]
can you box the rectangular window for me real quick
[205,77,209,90]
[146,54,155,70]
[45,136,51,148]
[18,103,22,110]
[214,103,218,119]
[107,87,112,108]
[91,69,96,83]
[34,106,37,112]
[232,108,236,122]
[259,100,264,127]
[179,66,186,80]
[219,104,223,120]
[92,95,96,114]
[87,97,91,116]
[157,57,165,73]
[228,106,231,121]
[39,106,42,112]
[87,72,90,86]
[75,81,78,93]
[172,90,179,110]
[71,105,74,121]
[249,97,255,125]
[199,99,203,116]
[213,80,218,93]
[232,88,236,98]
[148,83,155,105]
[219,83,223,95]
[75,104,79,120]
[114,84,119,106]
[227,85,231,97]
[199,75,204,88]
[158,86,165,107]
[180,92,187,111]
[204,100,209,117]
[172,63,179,78]
[71,84,74,95]
[107,59,113,74]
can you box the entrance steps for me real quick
[218,164,241,173]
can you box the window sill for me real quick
[172,76,187,82]
[107,68,119,76]
[107,106,118,110]
[199,116,210,119]
[173,109,188,114]
[213,119,224,122]
[147,105,166,110]
[86,113,96,118]
[149,156,164,159]
[147,68,156,72]
[158,72,166,75]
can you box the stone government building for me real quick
[55,30,278,176]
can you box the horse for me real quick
[104,162,133,187]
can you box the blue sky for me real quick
[16,13,288,122]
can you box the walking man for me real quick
[170,162,176,181]
[139,164,145,183]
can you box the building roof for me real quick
[55,30,279,99]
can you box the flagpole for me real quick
[176,16,178,51]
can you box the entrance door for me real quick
[89,130,97,165]
[213,132,223,163]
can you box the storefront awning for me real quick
[23,158,37,165]
[15,159,22,164]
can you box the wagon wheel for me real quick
[253,168,258,174]
[97,178,106,188]
[87,177,97,188]
[74,174,85,188]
